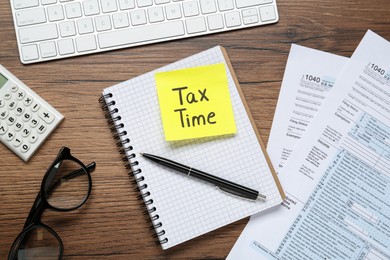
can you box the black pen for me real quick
[140,153,266,201]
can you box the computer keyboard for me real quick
[10,0,279,64]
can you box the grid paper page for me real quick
[102,46,283,250]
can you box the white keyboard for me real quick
[10,0,278,64]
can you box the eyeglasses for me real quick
[8,147,96,260]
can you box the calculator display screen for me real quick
[0,73,8,89]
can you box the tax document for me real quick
[228,30,390,259]
[267,44,348,171]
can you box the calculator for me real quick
[0,65,64,162]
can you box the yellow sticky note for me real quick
[155,63,236,141]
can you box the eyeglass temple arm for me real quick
[23,162,96,229]
[45,162,96,195]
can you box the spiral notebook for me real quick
[100,46,285,250]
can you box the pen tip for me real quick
[139,153,144,156]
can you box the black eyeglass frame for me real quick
[8,146,96,260]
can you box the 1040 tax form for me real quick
[228,30,390,260]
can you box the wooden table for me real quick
[1,0,389,258]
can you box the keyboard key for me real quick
[155,0,170,4]
[200,0,217,14]
[21,44,39,61]
[0,99,5,108]
[47,5,65,21]
[59,21,76,37]
[165,4,182,20]
[207,13,224,30]
[13,0,39,10]
[101,0,118,13]
[16,7,46,26]
[19,24,58,44]
[113,13,130,28]
[83,0,100,15]
[77,18,94,34]
[236,0,272,8]
[259,5,275,21]
[40,41,57,58]
[58,38,75,55]
[41,0,58,5]
[76,35,97,52]
[148,6,165,23]
[183,1,199,17]
[98,20,185,48]
[225,11,241,27]
[119,0,135,9]
[137,0,153,7]
[95,15,112,31]
[130,10,147,25]
[65,2,82,18]
[242,8,258,24]
[186,17,206,34]
[217,0,233,11]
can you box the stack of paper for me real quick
[228,30,390,259]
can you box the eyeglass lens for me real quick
[44,159,90,210]
[13,226,60,259]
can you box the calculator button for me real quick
[5,130,15,141]
[0,99,5,107]
[21,127,31,137]
[4,92,12,100]
[0,109,9,119]
[29,133,39,144]
[12,134,23,147]
[31,102,40,112]
[8,101,17,110]
[7,115,16,125]
[38,108,55,124]
[22,112,32,122]
[11,85,19,92]
[16,90,26,100]
[30,117,40,128]
[15,106,25,116]
[21,143,31,153]
[24,96,33,106]
[14,120,24,132]
[37,123,47,134]
[0,124,8,135]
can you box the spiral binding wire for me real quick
[99,94,168,246]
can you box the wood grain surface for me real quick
[1,0,389,258]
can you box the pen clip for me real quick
[217,186,256,201]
